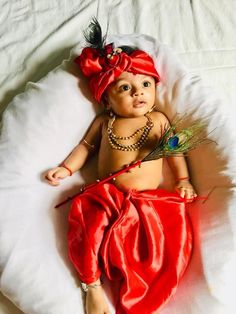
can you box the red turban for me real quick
[74,43,160,102]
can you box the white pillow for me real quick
[0,34,236,314]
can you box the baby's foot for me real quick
[86,286,111,314]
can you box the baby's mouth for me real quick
[133,100,146,108]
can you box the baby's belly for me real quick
[98,159,163,192]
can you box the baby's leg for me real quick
[68,191,116,314]
[85,279,111,314]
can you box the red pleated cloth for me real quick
[68,183,192,314]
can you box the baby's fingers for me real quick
[175,187,197,202]
[185,189,197,203]
[176,186,185,198]
[185,190,193,202]
[45,168,61,185]
[45,175,60,186]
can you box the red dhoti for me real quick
[68,183,192,314]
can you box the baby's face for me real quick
[105,71,156,118]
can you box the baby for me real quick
[46,20,197,314]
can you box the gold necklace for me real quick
[107,114,154,151]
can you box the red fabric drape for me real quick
[68,183,192,314]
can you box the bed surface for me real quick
[1,1,236,313]
[1,0,236,116]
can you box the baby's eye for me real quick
[120,84,130,92]
[143,81,151,87]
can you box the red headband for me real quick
[75,43,160,102]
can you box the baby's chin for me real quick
[115,106,154,118]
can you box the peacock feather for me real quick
[142,116,212,162]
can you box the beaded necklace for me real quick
[108,114,154,151]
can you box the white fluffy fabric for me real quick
[0,33,236,314]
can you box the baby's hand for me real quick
[45,167,70,186]
[175,180,197,203]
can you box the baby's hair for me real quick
[118,45,139,55]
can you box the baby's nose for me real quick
[133,89,144,96]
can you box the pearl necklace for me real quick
[107,114,154,151]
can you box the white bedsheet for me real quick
[1,1,236,313]
[1,0,236,116]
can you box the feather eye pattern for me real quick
[142,117,213,162]
[83,17,107,51]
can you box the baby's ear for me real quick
[101,94,110,109]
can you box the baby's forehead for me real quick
[114,71,155,83]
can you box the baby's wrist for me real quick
[175,176,190,183]
[60,163,73,176]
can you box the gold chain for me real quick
[107,114,154,151]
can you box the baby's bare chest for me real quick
[98,120,161,176]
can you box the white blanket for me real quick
[1,1,236,314]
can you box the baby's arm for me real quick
[157,112,197,202]
[45,114,104,186]
[167,155,197,202]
